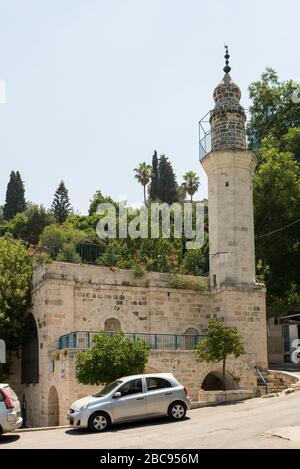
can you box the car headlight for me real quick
[79,403,89,411]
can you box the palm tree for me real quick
[182,171,200,202]
[134,162,152,204]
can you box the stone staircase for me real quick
[257,369,300,396]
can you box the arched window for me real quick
[184,327,199,350]
[21,314,39,384]
[104,318,121,333]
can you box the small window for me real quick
[0,391,4,402]
[213,275,217,287]
[146,377,172,391]
[118,379,143,397]
[225,181,229,187]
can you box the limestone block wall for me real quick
[27,348,259,427]
[32,263,210,339]
[9,262,268,428]
[201,150,257,288]
[210,286,268,369]
[19,263,212,427]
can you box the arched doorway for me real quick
[104,318,121,333]
[48,386,59,426]
[201,370,237,391]
[21,314,39,384]
[184,327,199,350]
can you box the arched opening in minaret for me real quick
[201,371,237,391]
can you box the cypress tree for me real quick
[157,155,178,204]
[149,150,159,201]
[3,170,26,220]
[51,181,72,223]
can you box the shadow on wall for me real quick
[48,386,59,426]
[201,370,238,391]
[21,314,39,384]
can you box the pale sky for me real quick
[0,0,299,213]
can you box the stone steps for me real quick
[257,369,300,396]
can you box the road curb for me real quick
[18,425,70,433]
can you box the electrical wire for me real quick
[255,217,300,239]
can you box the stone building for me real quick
[9,51,268,427]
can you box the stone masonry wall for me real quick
[11,262,267,427]
[201,150,257,288]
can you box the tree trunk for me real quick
[143,185,146,205]
[223,358,226,391]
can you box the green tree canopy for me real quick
[181,236,209,276]
[76,332,150,385]
[182,171,200,202]
[134,162,152,204]
[157,155,178,204]
[0,236,32,349]
[282,127,300,166]
[254,146,300,312]
[247,68,300,152]
[51,181,72,223]
[0,204,55,245]
[88,190,115,216]
[195,319,245,390]
[39,224,88,259]
[149,150,159,201]
[247,68,300,315]
[3,171,26,221]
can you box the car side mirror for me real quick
[114,391,122,398]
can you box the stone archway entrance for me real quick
[48,386,59,426]
[201,370,237,391]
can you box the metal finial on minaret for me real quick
[223,44,231,74]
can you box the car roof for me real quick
[0,384,8,388]
[120,373,175,381]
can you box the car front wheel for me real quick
[168,401,186,420]
[88,412,111,432]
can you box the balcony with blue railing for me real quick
[58,331,205,352]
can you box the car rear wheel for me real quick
[88,412,111,432]
[168,401,186,420]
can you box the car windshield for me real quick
[93,380,122,397]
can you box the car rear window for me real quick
[146,377,172,391]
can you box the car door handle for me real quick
[136,397,145,400]
[164,392,172,395]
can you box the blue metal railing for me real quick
[58,331,205,352]
[255,366,268,394]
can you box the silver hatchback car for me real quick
[0,384,23,435]
[68,373,191,432]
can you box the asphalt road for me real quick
[2,392,300,449]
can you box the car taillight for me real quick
[184,387,188,396]
[0,388,14,409]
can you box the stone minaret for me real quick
[200,48,268,376]
[201,46,257,289]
